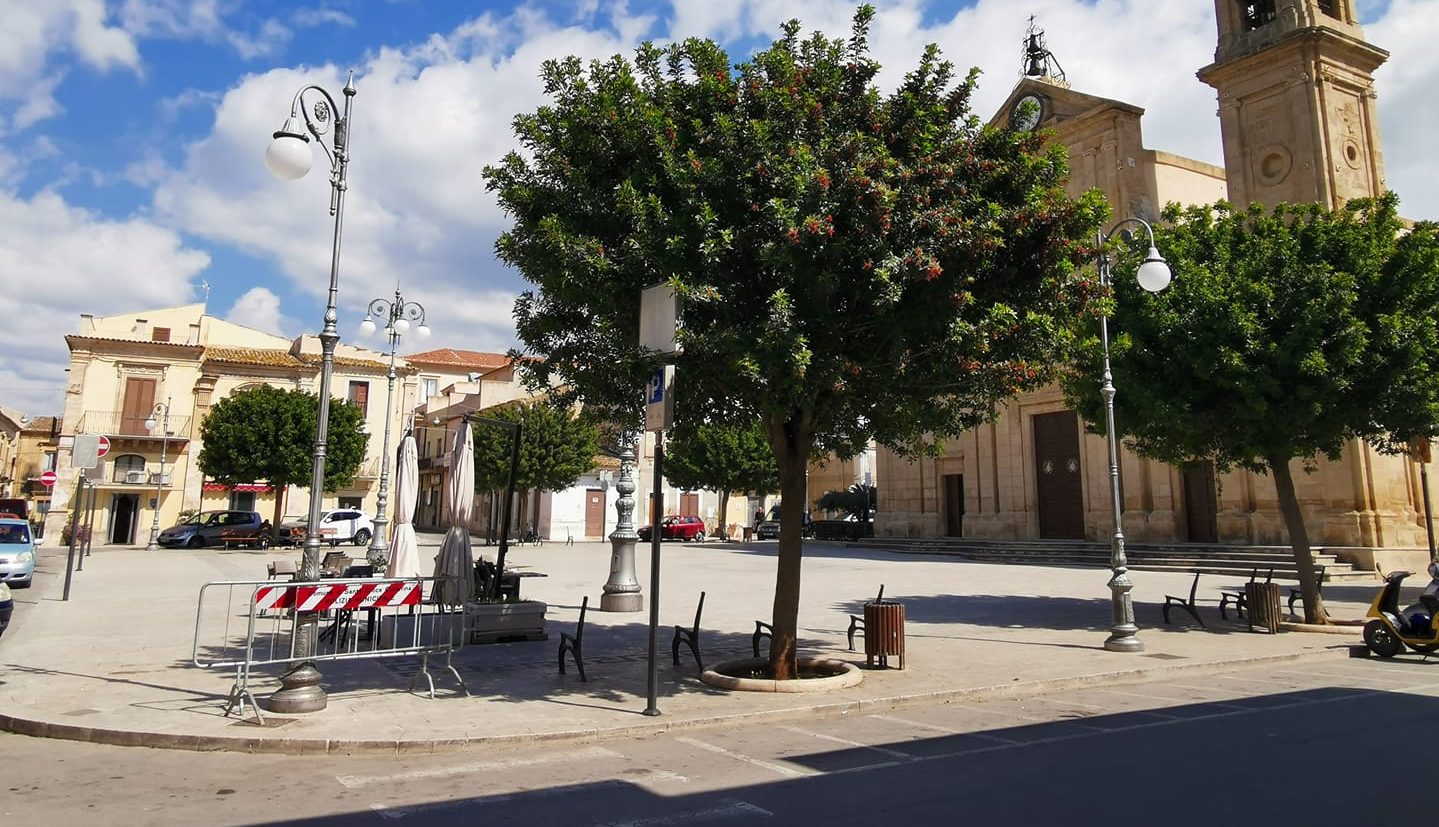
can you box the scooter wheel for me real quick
[1364,619,1406,657]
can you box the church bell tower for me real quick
[1198,0,1387,208]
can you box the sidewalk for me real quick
[0,535,1368,754]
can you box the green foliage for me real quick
[664,421,779,497]
[817,483,876,520]
[470,402,601,492]
[198,385,368,491]
[1063,194,1439,474]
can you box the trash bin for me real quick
[863,599,905,669]
[1246,581,1282,633]
[742,527,754,541]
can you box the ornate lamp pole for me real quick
[359,286,429,570]
[263,71,356,713]
[601,432,642,611]
[143,399,172,550]
[1096,217,1172,653]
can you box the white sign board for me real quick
[645,366,674,432]
[72,434,100,470]
[639,283,680,355]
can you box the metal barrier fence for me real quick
[193,575,467,724]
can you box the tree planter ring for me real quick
[700,657,863,693]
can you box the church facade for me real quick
[876,0,1431,571]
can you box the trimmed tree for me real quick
[471,402,601,528]
[485,8,1103,677]
[817,483,877,522]
[197,385,369,538]
[1062,194,1439,623]
[665,421,780,538]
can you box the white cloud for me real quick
[224,286,299,334]
[292,8,357,29]
[0,0,140,131]
[228,18,293,61]
[0,188,209,413]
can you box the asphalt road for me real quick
[3,651,1432,826]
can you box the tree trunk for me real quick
[1268,454,1330,624]
[270,486,286,543]
[718,488,731,540]
[766,415,813,681]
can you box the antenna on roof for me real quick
[1021,16,1067,85]
[199,279,212,309]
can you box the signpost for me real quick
[638,283,679,719]
[40,470,57,487]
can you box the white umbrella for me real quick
[431,419,476,607]
[385,433,421,579]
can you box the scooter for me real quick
[1363,561,1439,657]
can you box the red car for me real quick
[637,514,707,542]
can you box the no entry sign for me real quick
[40,470,57,487]
[96,435,110,457]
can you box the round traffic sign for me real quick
[40,470,57,487]
[96,435,110,458]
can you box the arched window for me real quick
[112,453,147,483]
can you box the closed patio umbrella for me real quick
[385,433,421,579]
[430,419,475,607]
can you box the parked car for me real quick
[0,518,35,587]
[277,509,374,547]
[156,510,266,549]
[637,514,707,542]
[0,582,12,638]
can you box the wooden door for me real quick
[585,488,606,538]
[943,474,964,536]
[1033,411,1085,539]
[120,377,156,436]
[1183,461,1219,543]
[680,492,699,516]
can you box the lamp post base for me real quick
[1103,630,1144,653]
[600,535,643,613]
[601,592,643,612]
[266,662,328,713]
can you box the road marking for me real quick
[1097,688,1255,711]
[779,725,917,760]
[866,713,960,734]
[674,736,816,778]
[1211,673,1315,688]
[596,798,773,825]
[371,780,627,820]
[337,745,622,789]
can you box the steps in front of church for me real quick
[844,538,1377,582]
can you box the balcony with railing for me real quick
[75,410,193,440]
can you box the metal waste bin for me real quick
[863,600,905,669]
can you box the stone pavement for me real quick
[0,533,1374,754]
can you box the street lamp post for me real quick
[359,286,430,570]
[143,399,172,550]
[1096,218,1172,653]
[263,71,357,714]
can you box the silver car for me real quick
[0,518,36,588]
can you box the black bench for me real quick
[672,591,705,670]
[1288,565,1327,616]
[1219,568,1272,620]
[752,620,773,657]
[1162,573,1206,628]
[558,596,588,681]
[847,585,886,650]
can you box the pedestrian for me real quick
[754,508,764,527]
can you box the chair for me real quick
[320,552,351,576]
[671,591,705,670]
[558,596,589,681]
[266,560,297,581]
[848,585,885,650]
[1219,568,1272,620]
[1288,565,1327,615]
[1162,573,1206,627]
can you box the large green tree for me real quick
[1063,194,1439,623]
[471,401,600,494]
[197,385,369,535]
[486,8,1103,676]
[665,421,780,538]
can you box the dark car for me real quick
[156,510,266,549]
[637,515,707,542]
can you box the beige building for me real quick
[42,304,415,545]
[878,0,1429,569]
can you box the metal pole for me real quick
[146,400,170,550]
[1422,458,1437,565]
[368,321,398,569]
[1098,234,1142,653]
[601,433,642,611]
[643,432,664,717]
[62,476,83,602]
[85,482,97,556]
[270,73,356,715]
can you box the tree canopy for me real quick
[665,420,780,537]
[1063,193,1439,622]
[470,401,600,493]
[197,385,369,531]
[485,7,1103,676]
[817,483,877,521]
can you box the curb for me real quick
[0,645,1353,755]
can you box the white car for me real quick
[278,509,374,547]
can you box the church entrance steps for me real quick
[844,538,1378,582]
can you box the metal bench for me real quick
[1162,573,1206,628]
[848,585,886,650]
[752,620,773,657]
[1288,565,1327,615]
[1219,568,1272,620]
[558,596,588,681]
[671,591,705,670]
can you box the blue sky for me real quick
[2,0,1435,415]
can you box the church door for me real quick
[1034,411,1085,539]
[1183,462,1219,543]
